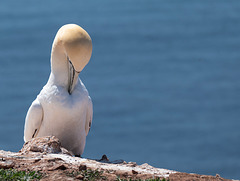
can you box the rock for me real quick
[0,160,14,169]
[169,172,232,181]
[132,169,138,174]
[20,136,72,156]
[76,174,84,179]
[0,136,234,181]
[79,164,87,171]
[48,164,68,171]
[99,154,109,162]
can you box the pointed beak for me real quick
[67,57,80,94]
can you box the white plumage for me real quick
[24,24,93,156]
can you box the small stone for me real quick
[33,158,41,163]
[48,140,61,153]
[56,164,68,170]
[61,148,73,156]
[128,162,137,167]
[79,164,87,171]
[100,154,109,162]
[0,160,15,169]
[132,170,138,174]
[30,145,44,153]
[122,172,128,177]
[48,164,68,171]
[76,174,84,179]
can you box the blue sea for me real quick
[0,0,240,179]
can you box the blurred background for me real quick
[0,0,240,179]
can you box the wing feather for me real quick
[85,96,93,136]
[24,99,43,142]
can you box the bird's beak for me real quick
[67,57,80,94]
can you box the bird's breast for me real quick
[36,82,89,137]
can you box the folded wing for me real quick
[85,96,93,136]
[24,99,43,142]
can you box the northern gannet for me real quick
[24,24,93,156]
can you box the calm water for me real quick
[0,1,240,179]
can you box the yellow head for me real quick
[52,24,92,72]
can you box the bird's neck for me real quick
[49,46,78,91]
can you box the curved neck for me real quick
[49,44,79,93]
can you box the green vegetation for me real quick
[67,169,106,180]
[116,177,169,181]
[0,169,42,181]
[82,169,106,180]
[68,169,169,181]
[0,168,168,181]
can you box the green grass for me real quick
[0,169,42,181]
[67,169,106,180]
[82,169,106,180]
[0,168,169,181]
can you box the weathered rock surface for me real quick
[0,136,236,180]
[20,136,71,155]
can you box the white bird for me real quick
[24,24,93,156]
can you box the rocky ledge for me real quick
[0,136,235,181]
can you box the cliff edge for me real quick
[0,136,235,181]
